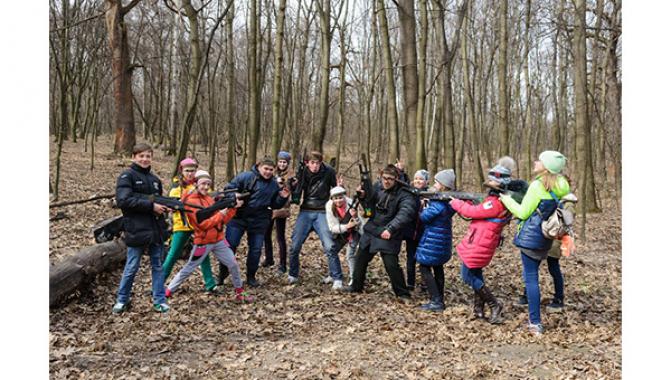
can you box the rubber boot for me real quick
[476,285,503,324]
[473,290,485,319]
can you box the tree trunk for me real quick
[313,0,332,153]
[105,0,141,155]
[414,0,428,169]
[270,0,288,159]
[573,0,600,240]
[247,0,261,164]
[497,0,509,156]
[397,0,419,173]
[376,0,400,163]
[225,3,236,181]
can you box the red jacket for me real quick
[450,195,510,269]
[182,191,236,245]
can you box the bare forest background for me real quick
[49,0,622,218]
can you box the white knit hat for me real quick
[195,170,212,185]
[329,186,347,198]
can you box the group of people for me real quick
[111,142,573,336]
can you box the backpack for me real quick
[541,192,578,240]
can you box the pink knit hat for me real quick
[180,157,198,168]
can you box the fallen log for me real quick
[49,239,127,308]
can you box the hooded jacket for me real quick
[450,195,510,269]
[168,178,194,232]
[359,182,418,254]
[182,190,237,245]
[500,175,570,251]
[115,163,168,247]
[224,165,289,230]
[415,200,455,266]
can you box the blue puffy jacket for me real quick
[415,200,455,266]
[225,165,289,228]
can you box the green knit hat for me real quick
[539,151,567,174]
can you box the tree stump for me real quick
[49,239,127,308]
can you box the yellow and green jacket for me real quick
[169,178,195,232]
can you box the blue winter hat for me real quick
[487,156,515,185]
[414,169,430,182]
[277,151,292,162]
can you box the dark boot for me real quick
[473,290,485,319]
[476,286,503,324]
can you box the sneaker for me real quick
[287,275,299,284]
[165,288,172,298]
[234,288,254,303]
[205,286,224,295]
[277,265,287,275]
[332,280,343,290]
[321,275,333,284]
[546,299,564,313]
[528,322,545,336]
[153,303,170,313]
[347,278,353,287]
[112,302,129,314]
[261,259,274,268]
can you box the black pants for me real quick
[405,238,419,288]
[351,243,410,297]
[263,217,287,267]
[419,264,444,302]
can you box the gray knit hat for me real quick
[434,169,455,190]
[487,156,515,185]
[414,169,430,182]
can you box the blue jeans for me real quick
[547,256,564,301]
[225,220,267,279]
[116,243,166,305]
[520,252,542,324]
[460,263,485,291]
[288,211,342,280]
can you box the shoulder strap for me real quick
[486,216,512,224]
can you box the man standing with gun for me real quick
[347,165,418,299]
[112,143,170,314]
[217,157,290,288]
[286,151,343,289]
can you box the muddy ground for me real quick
[49,137,621,379]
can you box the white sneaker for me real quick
[321,275,333,284]
[348,278,353,287]
[288,275,299,284]
[332,280,343,290]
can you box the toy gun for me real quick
[418,190,486,203]
[358,153,374,218]
[145,194,204,226]
[290,148,307,204]
[195,190,251,224]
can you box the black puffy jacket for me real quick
[360,182,418,254]
[115,163,168,247]
[298,163,338,211]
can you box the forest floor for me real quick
[49,137,621,379]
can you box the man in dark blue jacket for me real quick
[218,157,290,287]
[112,143,170,314]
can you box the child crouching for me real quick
[165,170,253,303]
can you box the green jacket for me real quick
[500,175,570,221]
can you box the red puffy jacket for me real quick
[183,191,236,245]
[450,195,510,269]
